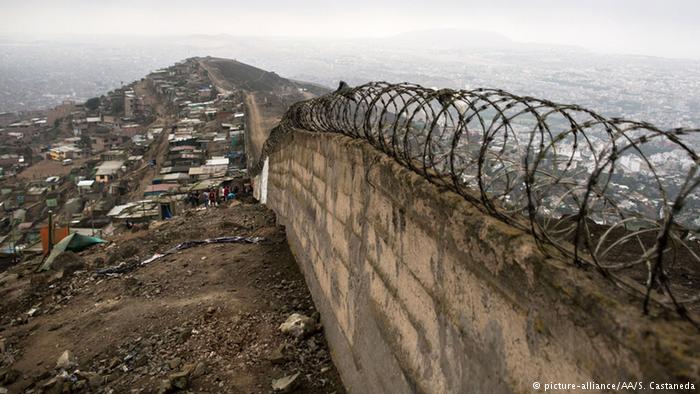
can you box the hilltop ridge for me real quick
[197,57,328,96]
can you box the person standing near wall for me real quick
[201,190,209,208]
[209,189,216,207]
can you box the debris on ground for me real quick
[280,313,318,338]
[0,203,345,393]
[55,350,77,370]
[272,371,301,392]
[96,235,266,276]
[38,233,106,272]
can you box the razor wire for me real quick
[254,81,700,323]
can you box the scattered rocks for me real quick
[73,379,87,390]
[41,375,64,394]
[272,372,300,393]
[168,367,192,390]
[192,361,208,378]
[268,344,288,365]
[0,204,345,393]
[27,306,40,317]
[123,276,141,290]
[85,372,104,389]
[10,316,27,326]
[176,328,192,344]
[107,244,139,265]
[279,313,316,338]
[0,368,21,385]
[56,350,77,370]
[108,356,121,369]
[167,357,182,370]
[158,379,173,394]
[52,251,85,276]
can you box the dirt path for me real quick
[125,80,174,200]
[197,60,234,96]
[198,58,316,170]
[244,93,266,167]
[17,159,88,181]
[0,204,345,393]
[198,59,272,167]
[129,122,171,200]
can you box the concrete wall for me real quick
[262,130,699,394]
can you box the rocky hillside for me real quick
[199,57,328,96]
[0,202,345,393]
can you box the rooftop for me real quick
[95,160,125,176]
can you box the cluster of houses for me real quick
[108,59,250,223]
[0,111,51,177]
[0,58,253,264]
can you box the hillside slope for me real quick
[0,203,345,393]
[198,57,328,96]
[197,57,329,167]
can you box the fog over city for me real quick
[1,0,700,128]
[3,0,700,59]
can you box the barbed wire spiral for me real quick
[254,81,700,324]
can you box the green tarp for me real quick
[39,233,106,271]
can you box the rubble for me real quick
[269,344,289,365]
[0,204,345,393]
[96,235,265,276]
[192,361,207,378]
[26,306,40,317]
[168,367,191,390]
[280,313,317,338]
[55,350,77,370]
[158,378,173,394]
[0,368,21,385]
[272,371,301,392]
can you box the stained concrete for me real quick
[260,130,699,394]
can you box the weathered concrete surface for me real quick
[262,130,699,394]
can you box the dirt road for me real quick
[0,203,345,393]
[244,93,267,167]
[129,122,171,200]
[197,60,234,96]
[17,159,88,181]
[127,79,175,200]
[198,58,324,171]
[198,59,283,168]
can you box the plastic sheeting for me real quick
[39,233,106,271]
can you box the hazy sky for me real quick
[2,0,699,59]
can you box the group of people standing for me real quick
[187,185,237,208]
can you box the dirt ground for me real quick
[198,58,318,168]
[126,81,174,200]
[17,159,87,181]
[128,124,171,200]
[243,94,268,167]
[0,203,346,394]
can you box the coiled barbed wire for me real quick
[254,82,700,323]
